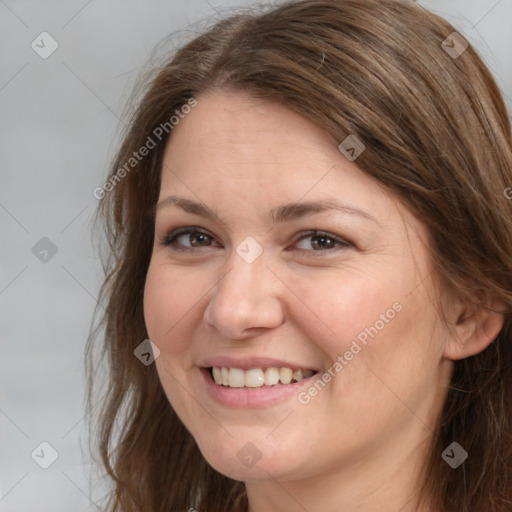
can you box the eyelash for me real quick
[160,226,352,257]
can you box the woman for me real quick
[87,0,512,510]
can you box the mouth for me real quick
[207,366,318,389]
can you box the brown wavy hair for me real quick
[86,0,512,510]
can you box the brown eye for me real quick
[162,227,220,250]
[293,230,351,255]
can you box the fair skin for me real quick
[143,89,503,512]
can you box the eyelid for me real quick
[160,226,353,256]
[290,230,352,256]
[160,226,219,250]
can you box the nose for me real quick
[203,251,285,340]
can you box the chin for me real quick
[196,438,302,482]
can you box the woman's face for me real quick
[144,89,454,483]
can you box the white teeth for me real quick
[292,369,303,382]
[228,368,245,388]
[212,367,223,385]
[279,367,293,384]
[264,367,280,386]
[245,368,265,387]
[211,366,315,388]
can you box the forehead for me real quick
[163,89,338,175]
[161,90,379,200]
[158,89,425,240]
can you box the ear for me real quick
[444,294,505,361]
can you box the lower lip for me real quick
[200,368,318,408]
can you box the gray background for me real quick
[1,0,510,510]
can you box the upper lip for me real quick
[199,356,319,372]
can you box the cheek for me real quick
[143,262,206,416]
[289,273,442,443]
[288,265,404,360]
[288,262,441,413]
[143,262,204,352]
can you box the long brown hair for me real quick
[87,1,512,510]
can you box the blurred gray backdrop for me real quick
[1,0,511,510]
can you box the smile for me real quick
[210,366,317,388]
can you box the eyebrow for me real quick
[155,195,380,227]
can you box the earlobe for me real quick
[444,298,505,361]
